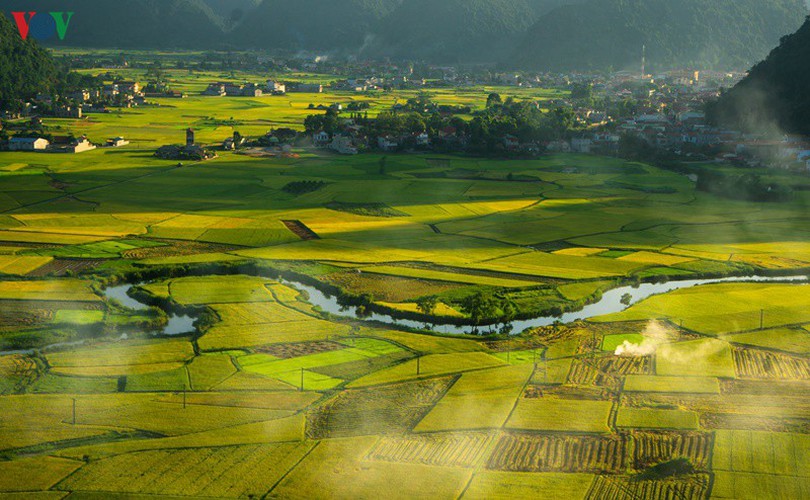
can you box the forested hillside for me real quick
[1,0,806,70]
[513,0,807,71]
[230,0,404,50]
[0,13,57,112]
[367,0,573,62]
[2,0,224,48]
[707,17,810,136]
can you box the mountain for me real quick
[708,17,810,136]
[513,0,808,71]
[200,0,263,31]
[0,13,56,111]
[367,0,580,62]
[231,0,403,51]
[2,0,224,49]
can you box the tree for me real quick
[416,296,439,315]
[460,292,497,334]
[486,93,502,108]
[498,298,518,334]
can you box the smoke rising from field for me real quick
[614,320,668,357]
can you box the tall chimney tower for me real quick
[186,128,195,147]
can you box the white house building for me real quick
[8,137,49,151]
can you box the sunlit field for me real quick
[1,62,810,499]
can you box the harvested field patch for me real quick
[0,300,102,327]
[325,201,409,218]
[720,378,810,397]
[631,431,713,470]
[122,240,238,260]
[732,346,810,380]
[586,473,710,500]
[306,376,455,439]
[282,220,320,240]
[568,355,652,386]
[254,341,346,359]
[26,259,105,277]
[368,432,490,468]
[486,432,627,473]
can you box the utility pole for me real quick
[183,385,186,409]
[760,309,764,330]
[543,351,547,385]
[416,357,421,376]
[300,368,305,392]
[72,398,76,425]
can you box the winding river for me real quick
[283,274,808,335]
[2,274,806,357]
[103,284,196,336]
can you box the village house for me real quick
[312,131,330,145]
[106,137,129,148]
[570,137,593,153]
[224,83,244,96]
[67,90,90,103]
[53,106,82,118]
[377,136,399,152]
[503,134,520,151]
[266,81,286,94]
[289,83,323,93]
[241,84,263,97]
[65,137,96,154]
[329,135,358,155]
[8,137,49,151]
[203,83,226,97]
[415,132,430,147]
[103,84,120,97]
[115,81,141,95]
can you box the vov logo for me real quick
[11,11,74,41]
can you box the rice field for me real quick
[2,62,810,498]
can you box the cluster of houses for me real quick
[4,135,130,154]
[310,125,465,156]
[202,80,324,97]
[203,82,264,97]
[4,80,159,122]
